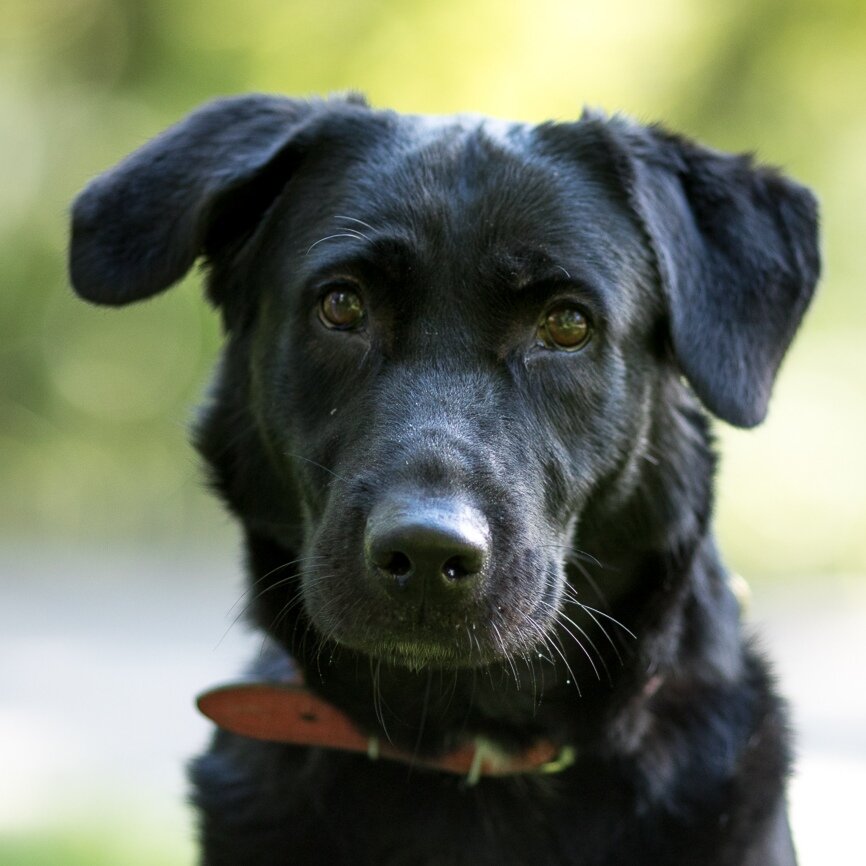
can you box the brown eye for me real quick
[318,285,365,330]
[539,304,592,351]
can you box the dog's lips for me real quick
[350,632,510,670]
[370,637,482,670]
[321,616,488,668]
[307,595,553,670]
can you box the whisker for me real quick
[568,548,603,568]
[576,604,637,640]
[554,610,607,682]
[216,577,299,649]
[284,452,348,482]
[545,598,610,669]
[216,559,326,648]
[440,666,460,717]
[559,579,634,663]
[306,232,366,255]
[333,214,376,236]
[570,602,625,666]
[269,572,336,639]
[371,658,393,743]
[248,554,327,589]
[540,630,581,696]
[491,619,520,689]
[410,668,435,769]
[570,559,612,611]
[225,554,325,616]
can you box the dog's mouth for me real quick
[310,600,562,672]
[299,556,566,671]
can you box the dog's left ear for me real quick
[69,93,370,311]
[584,116,820,428]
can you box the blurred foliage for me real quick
[1,0,865,576]
[0,823,190,866]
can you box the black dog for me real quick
[69,94,819,865]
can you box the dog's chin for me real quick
[306,611,544,672]
[344,636,519,672]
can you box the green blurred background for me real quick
[1,1,864,864]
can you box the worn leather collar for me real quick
[197,674,575,785]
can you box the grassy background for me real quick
[2,0,865,575]
[2,1,864,863]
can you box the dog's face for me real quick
[245,116,660,668]
[69,96,819,673]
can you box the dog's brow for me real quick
[305,232,418,280]
[494,249,604,299]
[494,248,568,287]
[366,233,417,262]
[306,219,417,259]
[306,232,369,255]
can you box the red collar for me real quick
[197,674,575,784]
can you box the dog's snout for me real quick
[365,496,489,599]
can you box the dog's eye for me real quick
[318,284,365,330]
[538,304,592,351]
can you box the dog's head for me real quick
[70,95,818,673]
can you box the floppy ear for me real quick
[592,116,820,428]
[69,94,364,308]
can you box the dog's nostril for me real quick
[442,554,475,581]
[365,495,490,598]
[381,551,412,577]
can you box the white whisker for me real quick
[306,232,366,254]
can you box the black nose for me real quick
[365,495,489,600]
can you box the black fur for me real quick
[69,94,819,865]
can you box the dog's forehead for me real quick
[271,108,653,332]
[371,111,558,206]
[322,111,644,268]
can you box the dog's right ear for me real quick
[69,94,364,308]
[554,113,820,429]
